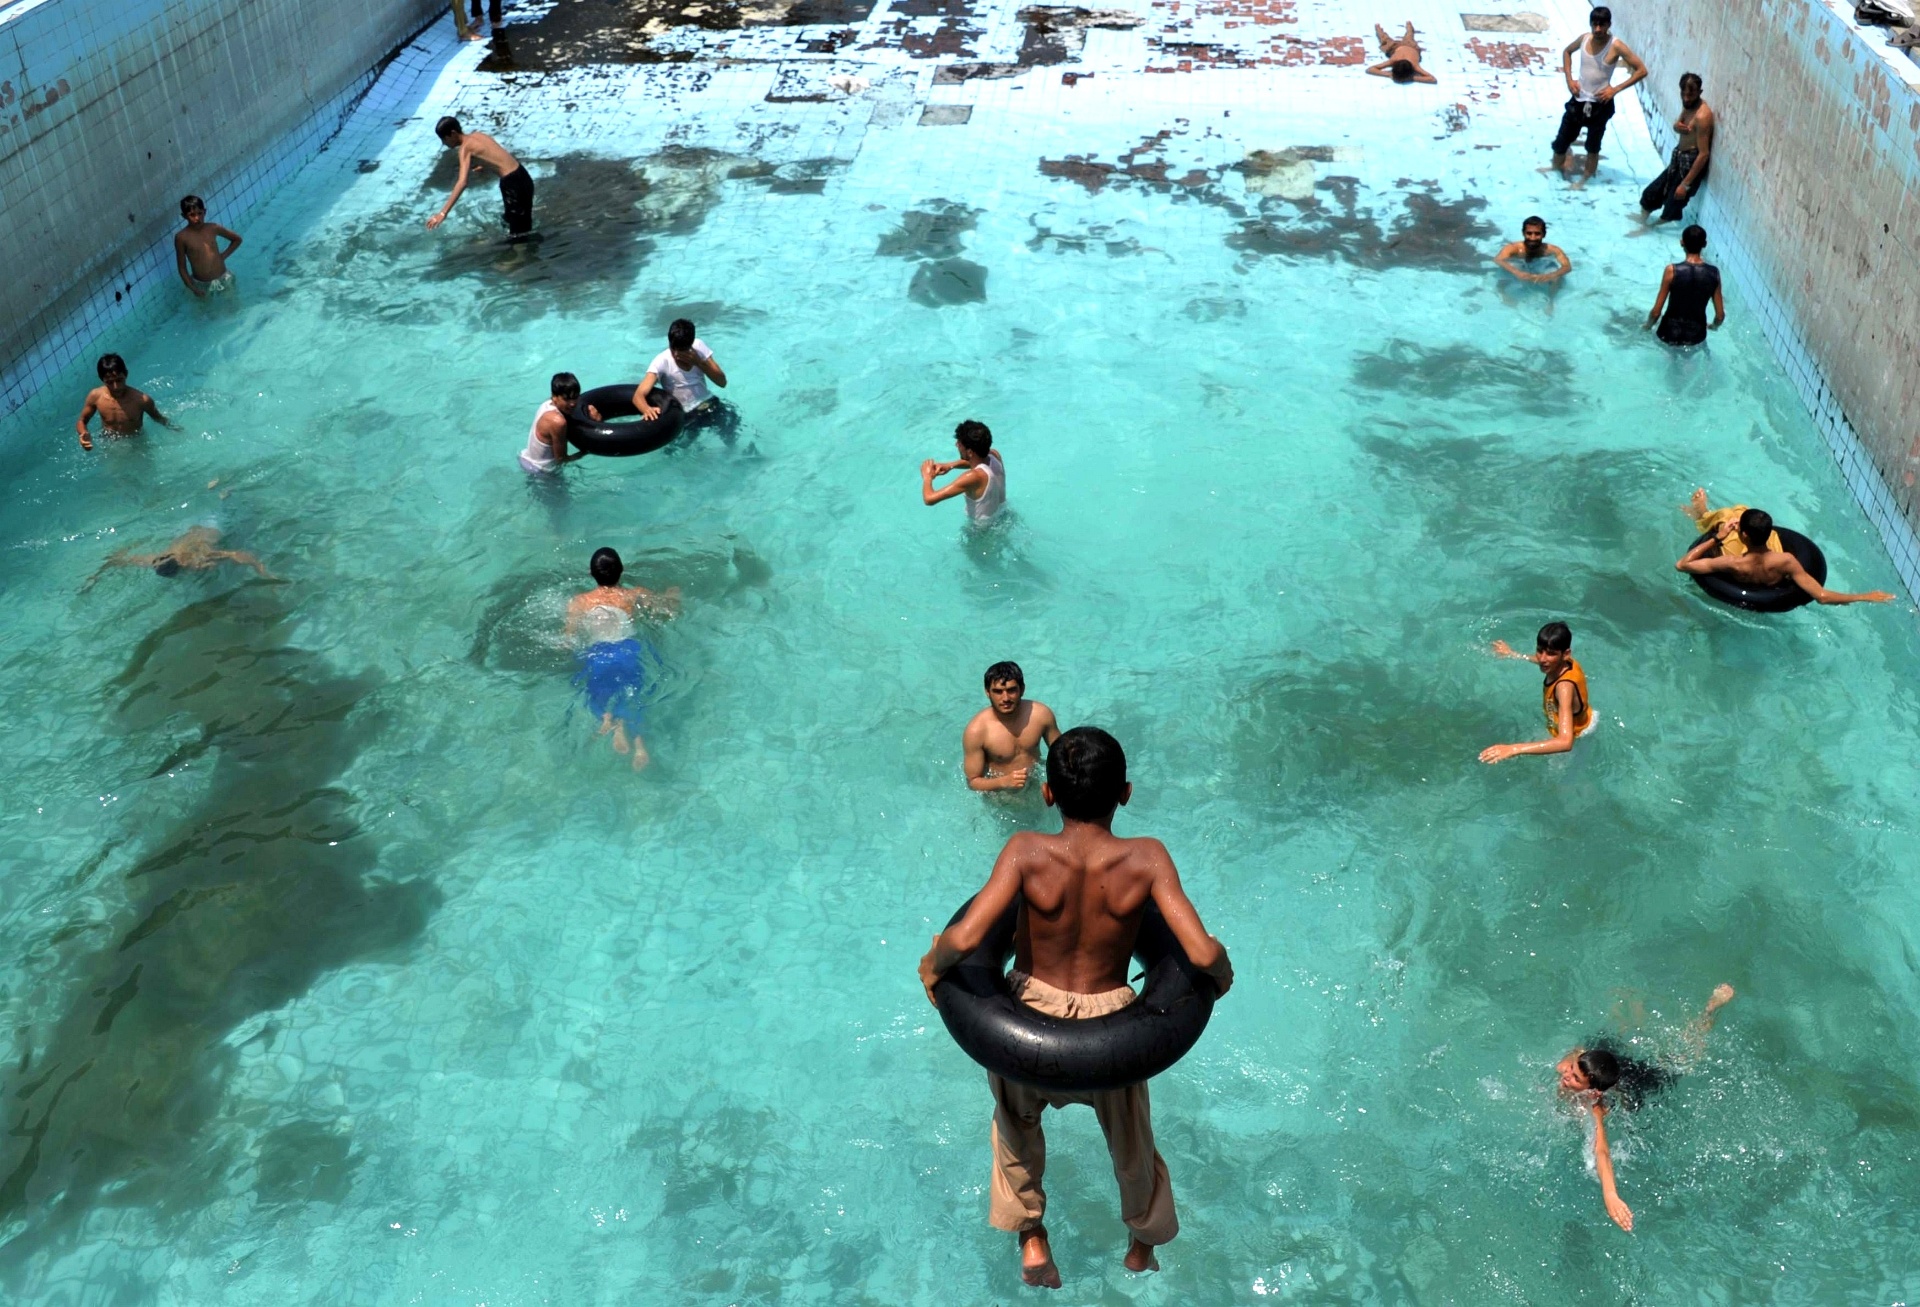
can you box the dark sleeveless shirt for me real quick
[1657,260,1720,346]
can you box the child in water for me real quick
[1480,620,1592,764]
[1557,983,1736,1231]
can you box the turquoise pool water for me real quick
[3,81,1920,1305]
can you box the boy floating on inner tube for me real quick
[918,727,1233,1289]
[1676,499,1894,606]
[1557,983,1736,1231]
[1479,620,1593,764]
[962,660,1060,794]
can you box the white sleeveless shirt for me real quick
[965,453,1006,523]
[1576,38,1616,101]
[521,400,559,473]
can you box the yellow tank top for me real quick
[1544,659,1593,736]
[1696,505,1781,557]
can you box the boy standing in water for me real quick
[921,419,1005,524]
[962,661,1061,793]
[427,118,535,241]
[634,318,729,425]
[1479,620,1592,764]
[75,354,172,450]
[1557,983,1736,1231]
[173,196,242,297]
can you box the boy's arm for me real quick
[1481,683,1577,763]
[1710,282,1726,328]
[1787,558,1894,605]
[1365,61,1394,77]
[633,372,663,417]
[1605,41,1647,97]
[1562,36,1582,92]
[215,224,243,255]
[1038,704,1061,748]
[1543,246,1573,280]
[174,236,204,296]
[697,346,727,389]
[1490,640,1542,663]
[76,393,97,448]
[922,464,986,505]
[1678,111,1713,194]
[1646,264,1675,326]
[920,842,1029,1001]
[428,150,473,227]
[217,550,275,578]
[141,392,172,427]
[1148,844,1233,992]
[963,722,1017,792]
[1493,242,1525,277]
[1591,1103,1634,1230]
[1413,64,1438,85]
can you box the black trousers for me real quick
[1641,149,1707,222]
[1550,95,1615,155]
[498,166,535,237]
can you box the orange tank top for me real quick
[1544,659,1593,736]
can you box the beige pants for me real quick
[986,972,1180,1245]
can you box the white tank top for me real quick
[1577,37,1616,101]
[965,453,1006,523]
[522,400,559,472]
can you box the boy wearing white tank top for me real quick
[921,419,1006,525]
[521,371,593,474]
[1549,6,1646,183]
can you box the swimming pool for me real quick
[3,6,1920,1302]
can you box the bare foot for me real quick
[611,723,631,755]
[1707,982,1735,1010]
[1689,487,1710,520]
[1124,1238,1159,1273]
[1019,1228,1061,1289]
[631,736,651,771]
[598,712,616,739]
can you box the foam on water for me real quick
[2,78,1920,1307]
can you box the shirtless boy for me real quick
[1556,983,1736,1231]
[565,547,681,770]
[427,118,536,241]
[919,727,1233,1289]
[1480,620,1593,764]
[174,196,242,297]
[1494,216,1572,285]
[75,354,172,450]
[85,526,272,588]
[1367,22,1438,83]
[1676,505,1893,605]
[962,661,1061,793]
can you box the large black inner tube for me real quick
[1688,527,1827,613]
[932,896,1217,1093]
[565,384,684,457]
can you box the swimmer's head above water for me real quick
[984,660,1025,714]
[1680,223,1708,255]
[954,419,993,464]
[590,547,624,587]
[1535,620,1574,673]
[666,318,698,369]
[550,371,581,413]
[1559,1046,1621,1093]
[435,115,464,145]
[1736,507,1773,551]
[96,353,128,383]
[1521,215,1547,255]
[1045,726,1130,823]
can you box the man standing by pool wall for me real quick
[427,117,536,241]
[1479,621,1593,764]
[963,661,1061,793]
[920,727,1234,1289]
[1641,73,1713,224]
[1549,7,1646,184]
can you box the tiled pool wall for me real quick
[0,0,444,415]
[1625,0,1920,597]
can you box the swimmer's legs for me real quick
[1124,1239,1159,1274]
[630,732,650,771]
[1689,486,1711,524]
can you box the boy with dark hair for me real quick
[962,660,1062,793]
[920,727,1233,1289]
[1646,224,1724,345]
[173,195,242,297]
[1641,73,1713,223]
[1676,505,1894,604]
[1549,7,1646,183]
[635,318,729,424]
[565,547,680,770]
[427,117,535,241]
[85,525,272,587]
[1557,983,1736,1230]
[1365,22,1437,83]
[1480,621,1593,764]
[1493,216,1572,285]
[521,371,596,474]
[75,354,172,450]
[921,419,1006,523]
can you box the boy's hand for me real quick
[426,212,447,229]
[78,430,93,451]
[1604,1193,1634,1232]
[1490,639,1518,658]
[1479,743,1520,764]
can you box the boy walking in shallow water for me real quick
[1480,620,1592,763]
[427,117,535,241]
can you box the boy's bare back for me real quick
[1006,827,1193,993]
[460,132,520,177]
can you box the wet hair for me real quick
[1390,59,1415,83]
[983,660,1025,691]
[1522,215,1546,234]
[1738,507,1773,548]
[1589,6,1611,25]
[589,547,623,586]
[1536,621,1573,654]
[1680,223,1708,254]
[435,116,463,141]
[153,555,182,577]
[96,353,127,379]
[1580,1040,1673,1111]
[179,194,205,218]
[1679,71,1703,94]
[954,419,993,458]
[1047,726,1128,822]
[550,371,581,401]
[667,319,696,351]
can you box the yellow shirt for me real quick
[1695,505,1781,557]
[1544,659,1593,736]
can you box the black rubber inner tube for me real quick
[931,896,1218,1093]
[565,384,684,457]
[1688,527,1828,613]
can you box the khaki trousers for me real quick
[986,972,1179,1245]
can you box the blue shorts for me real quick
[573,639,659,731]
